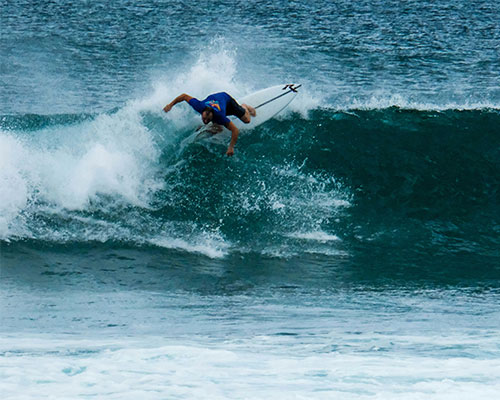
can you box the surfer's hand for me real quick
[226,146,234,156]
[163,104,172,113]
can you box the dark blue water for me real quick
[1,1,500,398]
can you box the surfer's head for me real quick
[201,106,214,124]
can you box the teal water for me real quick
[1,1,500,398]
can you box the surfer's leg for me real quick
[227,97,255,124]
[236,104,255,124]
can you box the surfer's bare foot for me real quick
[243,104,256,117]
[239,104,256,124]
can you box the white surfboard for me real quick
[192,84,301,141]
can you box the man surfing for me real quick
[163,92,256,156]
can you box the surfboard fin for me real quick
[283,84,301,92]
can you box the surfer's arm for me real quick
[163,93,194,112]
[226,121,239,156]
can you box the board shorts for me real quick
[226,96,246,119]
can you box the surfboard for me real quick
[192,84,301,141]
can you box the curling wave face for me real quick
[1,105,499,260]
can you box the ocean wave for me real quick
[1,102,499,257]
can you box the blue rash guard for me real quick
[188,92,232,126]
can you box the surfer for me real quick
[163,92,256,156]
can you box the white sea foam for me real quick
[131,39,321,124]
[1,334,499,400]
[333,91,500,111]
[0,108,161,240]
[288,231,341,242]
[149,228,230,259]
[134,43,246,118]
[286,86,323,117]
[0,133,31,239]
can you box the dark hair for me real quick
[202,106,213,115]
